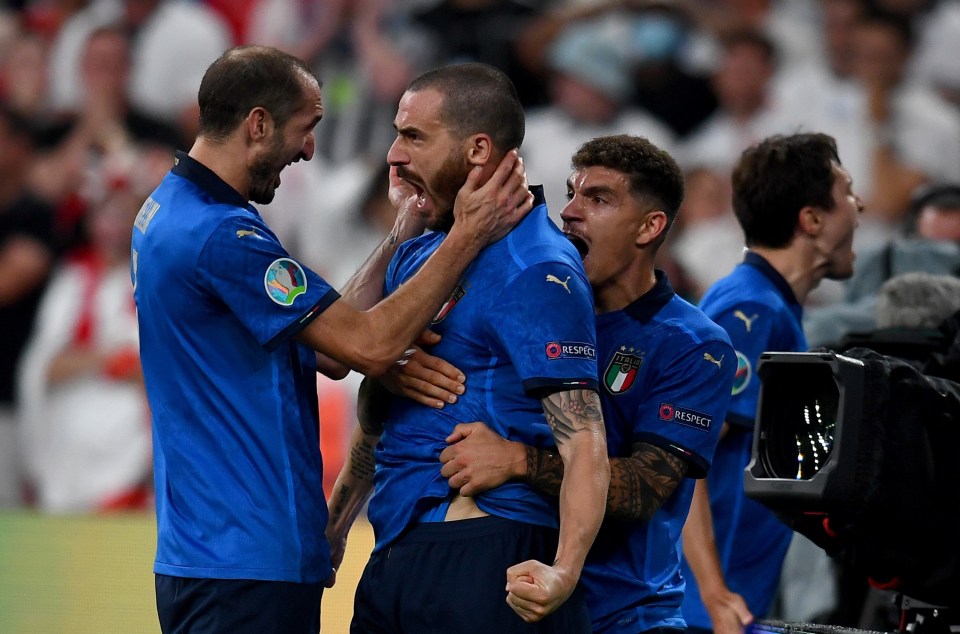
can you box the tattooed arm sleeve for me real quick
[525,440,688,522]
[539,388,609,579]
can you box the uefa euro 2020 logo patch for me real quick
[731,350,751,395]
[265,258,307,306]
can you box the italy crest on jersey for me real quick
[604,351,642,394]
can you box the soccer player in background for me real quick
[680,132,864,634]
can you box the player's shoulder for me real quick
[393,230,444,264]
[656,296,730,351]
[501,207,580,265]
[661,294,734,346]
[699,270,786,320]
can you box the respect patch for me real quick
[545,341,596,360]
[658,403,712,432]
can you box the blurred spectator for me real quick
[29,24,180,250]
[846,10,960,226]
[914,182,960,241]
[805,182,960,346]
[0,103,60,508]
[248,0,423,165]
[123,0,232,141]
[875,271,960,329]
[677,27,793,175]
[46,0,130,112]
[779,4,960,242]
[45,0,232,143]
[17,183,150,513]
[871,0,960,108]
[58,25,181,149]
[515,1,719,139]
[242,0,347,62]
[522,18,675,216]
[769,1,960,312]
[690,0,824,71]
[0,30,48,117]
[410,0,548,108]
[666,165,743,299]
[774,0,869,196]
[628,3,719,138]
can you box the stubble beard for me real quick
[427,150,472,234]
[249,133,287,205]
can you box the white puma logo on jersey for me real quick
[704,353,724,368]
[546,274,571,293]
[733,310,759,332]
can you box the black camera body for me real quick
[745,351,868,514]
[744,345,960,608]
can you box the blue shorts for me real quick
[155,574,323,634]
[351,515,591,633]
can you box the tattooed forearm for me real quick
[524,446,565,496]
[329,484,353,524]
[523,441,688,521]
[607,442,688,522]
[349,435,378,481]
[328,430,379,533]
[540,389,603,446]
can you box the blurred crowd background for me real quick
[1,0,960,628]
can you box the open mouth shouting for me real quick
[564,230,589,261]
[397,168,429,209]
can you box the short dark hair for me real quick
[571,134,685,239]
[732,133,841,249]
[407,63,524,152]
[197,45,320,142]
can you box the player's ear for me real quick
[636,210,667,247]
[465,134,493,166]
[245,107,273,143]
[797,205,823,237]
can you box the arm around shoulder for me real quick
[297,151,533,375]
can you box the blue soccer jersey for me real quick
[132,153,339,583]
[584,272,734,634]
[680,251,805,626]
[366,187,600,551]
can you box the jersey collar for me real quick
[743,250,800,306]
[529,184,547,208]
[436,184,547,236]
[172,150,251,210]
[623,269,675,323]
